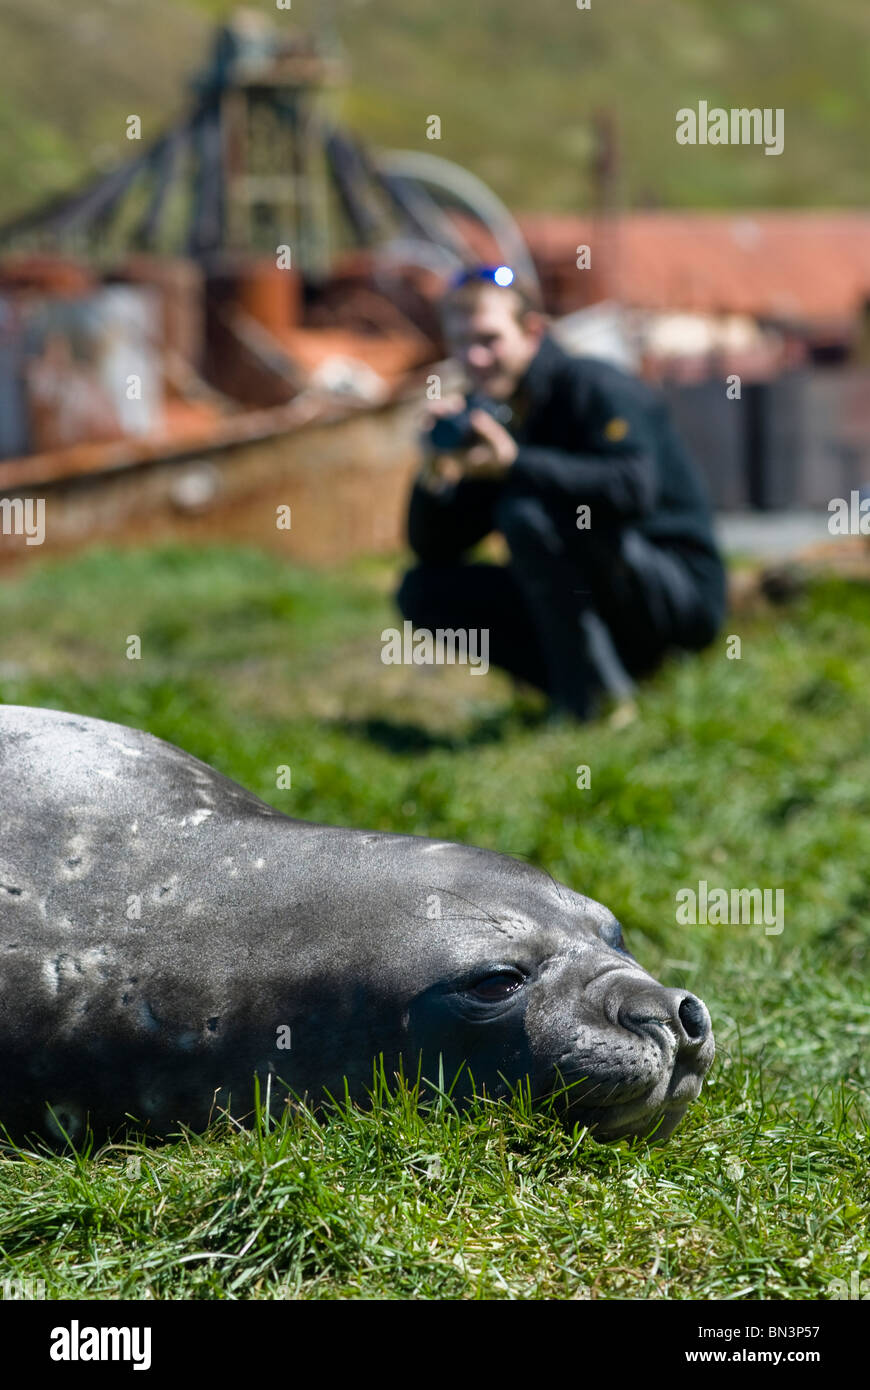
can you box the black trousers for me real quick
[397,492,718,716]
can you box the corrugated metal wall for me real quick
[664,368,870,510]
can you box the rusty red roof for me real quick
[518,212,870,325]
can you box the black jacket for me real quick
[408,335,726,621]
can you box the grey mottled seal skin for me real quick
[0,705,714,1146]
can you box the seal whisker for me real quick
[425,884,506,929]
[503,852,569,908]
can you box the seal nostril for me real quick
[678,995,708,1041]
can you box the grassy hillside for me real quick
[0,543,867,1298]
[0,0,866,228]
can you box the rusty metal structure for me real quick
[0,10,545,564]
[0,7,549,575]
[0,11,536,288]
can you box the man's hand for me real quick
[418,451,465,492]
[417,397,518,489]
[417,395,466,492]
[463,409,518,479]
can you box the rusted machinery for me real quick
[0,9,538,457]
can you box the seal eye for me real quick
[467,969,525,1002]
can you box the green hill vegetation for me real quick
[0,0,866,228]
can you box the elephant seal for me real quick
[0,705,714,1146]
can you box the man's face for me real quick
[442,287,544,401]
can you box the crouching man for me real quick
[396,265,726,719]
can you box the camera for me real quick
[427,393,513,454]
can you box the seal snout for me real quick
[618,985,712,1056]
[555,982,715,1144]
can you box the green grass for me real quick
[0,542,868,1300]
